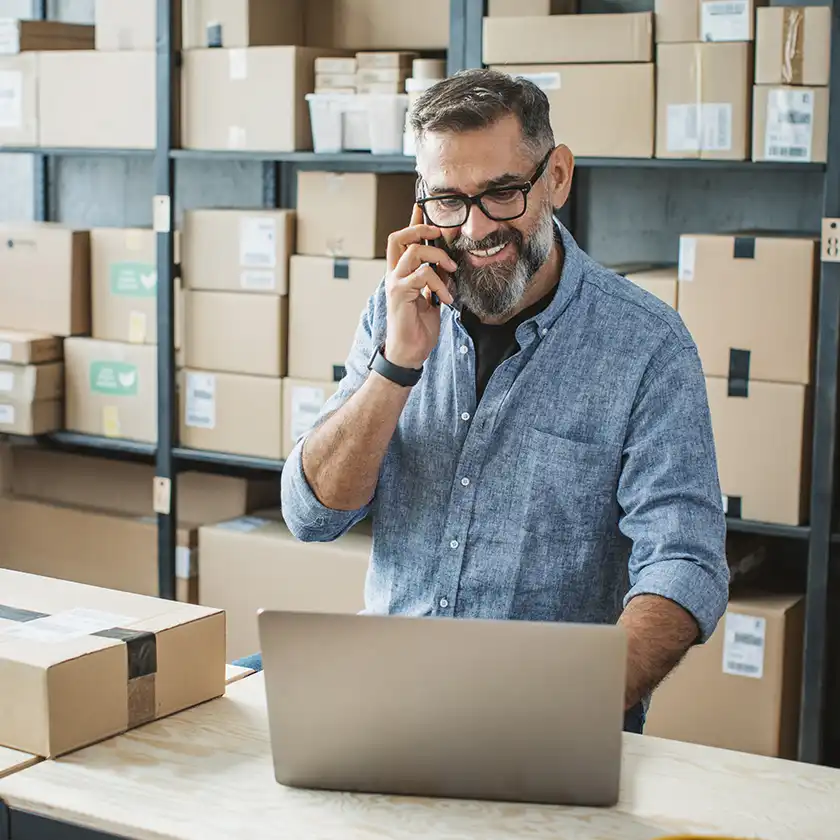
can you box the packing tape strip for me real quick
[728,348,751,399]
[782,8,805,86]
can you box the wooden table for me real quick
[0,673,838,840]
[0,748,38,782]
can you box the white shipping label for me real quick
[185,372,216,430]
[722,612,766,679]
[666,104,701,153]
[0,608,136,644]
[678,237,697,281]
[239,218,277,269]
[764,88,814,163]
[515,72,561,91]
[0,404,13,425]
[0,371,14,392]
[701,0,750,42]
[0,341,11,361]
[229,49,248,80]
[227,125,247,149]
[0,20,20,55]
[721,493,729,513]
[700,103,733,152]
[291,386,327,442]
[0,70,23,129]
[240,269,276,291]
[175,546,196,580]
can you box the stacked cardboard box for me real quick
[355,51,417,94]
[609,264,679,310]
[485,12,654,158]
[315,56,358,94]
[677,232,818,525]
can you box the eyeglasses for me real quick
[416,149,552,229]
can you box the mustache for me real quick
[448,229,522,255]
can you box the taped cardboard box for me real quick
[483,12,652,65]
[288,256,385,381]
[282,377,340,457]
[180,370,283,460]
[646,592,804,759]
[0,330,62,366]
[95,0,181,50]
[752,86,829,165]
[677,233,818,385]
[487,0,577,15]
[183,0,303,49]
[182,46,344,152]
[0,54,38,146]
[65,338,157,443]
[0,224,90,336]
[184,291,288,377]
[756,6,830,86]
[610,264,678,310]
[182,209,295,295]
[296,171,420,259]
[199,511,371,660]
[0,568,224,758]
[492,64,654,159]
[0,362,62,436]
[655,0,767,44]
[0,19,93,54]
[706,376,811,526]
[656,43,752,161]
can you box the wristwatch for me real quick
[367,345,423,387]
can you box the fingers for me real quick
[386,217,443,271]
[410,202,424,226]
[392,263,454,307]
[395,243,457,278]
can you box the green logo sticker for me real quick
[90,362,139,396]
[110,262,157,297]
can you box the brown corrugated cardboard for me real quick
[655,0,767,44]
[9,447,279,523]
[656,43,753,160]
[483,12,652,65]
[288,256,384,381]
[611,264,678,310]
[183,0,302,48]
[677,233,818,385]
[0,567,224,758]
[0,19,93,53]
[296,172,417,258]
[315,56,357,74]
[317,72,357,89]
[39,51,168,149]
[487,0,577,14]
[182,209,294,295]
[646,592,804,759]
[0,54,37,146]
[756,6,830,86]
[65,338,157,443]
[180,370,283,460]
[282,377,339,457]
[199,511,370,660]
[94,0,181,50]
[752,85,829,165]
[182,47,342,152]
[0,330,62,366]
[492,64,654,159]
[0,361,63,436]
[0,397,61,436]
[305,0,449,50]
[706,376,811,526]
[184,291,288,377]
[0,224,90,336]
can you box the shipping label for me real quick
[185,371,216,430]
[722,612,766,679]
[764,88,814,162]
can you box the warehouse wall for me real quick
[0,0,828,264]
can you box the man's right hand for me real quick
[383,204,457,371]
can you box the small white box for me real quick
[306,93,410,155]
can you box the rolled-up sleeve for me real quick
[618,342,729,642]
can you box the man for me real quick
[273,69,729,732]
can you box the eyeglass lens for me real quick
[423,188,527,227]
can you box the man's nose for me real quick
[460,202,498,244]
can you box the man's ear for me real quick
[548,145,575,211]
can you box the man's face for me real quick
[415,114,558,321]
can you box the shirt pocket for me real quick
[519,427,618,539]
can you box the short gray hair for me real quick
[409,68,555,157]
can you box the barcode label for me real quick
[701,0,749,42]
[240,270,276,291]
[239,218,277,269]
[725,660,760,676]
[722,612,766,680]
[515,72,561,92]
[764,89,814,163]
[700,103,733,152]
[667,104,700,153]
[291,386,327,442]
[0,342,11,362]
[185,372,216,430]
[678,236,697,281]
[0,371,14,393]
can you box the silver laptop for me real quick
[257,610,627,807]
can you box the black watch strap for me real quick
[367,345,423,387]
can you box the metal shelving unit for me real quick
[1,0,837,764]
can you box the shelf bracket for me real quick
[153,477,172,515]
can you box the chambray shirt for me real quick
[280,224,729,643]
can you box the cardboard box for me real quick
[0,392,61,437]
[199,512,370,660]
[487,0,577,14]
[39,51,166,149]
[180,370,283,460]
[611,264,678,310]
[0,567,224,758]
[296,172,416,258]
[182,46,340,152]
[305,0,449,50]
[0,54,38,146]
[183,0,303,48]
[656,43,752,160]
[0,19,93,54]
[0,362,62,404]
[94,0,181,51]
[677,233,818,385]
[752,85,829,165]
[483,12,652,65]
[706,376,811,526]
[184,291,288,377]
[282,377,340,457]
[492,64,654,159]
[289,256,384,381]
[756,6,830,86]
[646,592,805,759]
[182,209,294,295]
[0,224,90,336]
[9,447,279,523]
[0,330,62,366]
[655,0,767,44]
[315,57,357,73]
[65,338,157,443]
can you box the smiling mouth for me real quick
[467,243,508,258]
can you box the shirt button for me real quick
[450,539,459,549]
[461,412,471,421]
[461,477,470,487]
[541,328,548,337]
[459,345,468,355]
[439,598,449,609]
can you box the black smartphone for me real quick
[424,235,454,308]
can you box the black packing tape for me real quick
[726,496,743,519]
[728,349,751,398]
[333,365,347,382]
[333,258,350,280]
[733,237,756,260]
[96,628,158,680]
[0,605,49,623]
[206,22,223,47]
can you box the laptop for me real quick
[257,610,627,807]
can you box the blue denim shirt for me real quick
[280,224,728,643]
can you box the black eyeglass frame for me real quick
[415,149,554,228]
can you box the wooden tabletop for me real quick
[0,673,838,840]
[0,746,39,781]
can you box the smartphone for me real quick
[424,234,454,309]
